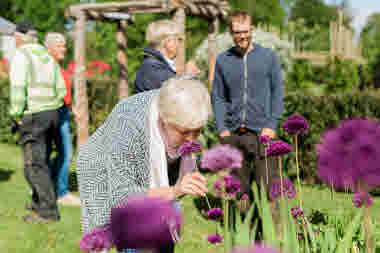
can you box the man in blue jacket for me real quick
[134,19,199,93]
[211,11,284,209]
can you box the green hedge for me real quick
[2,78,380,184]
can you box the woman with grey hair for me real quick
[77,76,211,253]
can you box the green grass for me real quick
[0,142,379,253]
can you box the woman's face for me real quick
[164,121,202,150]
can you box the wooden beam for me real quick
[68,0,168,17]
[208,18,219,90]
[173,8,186,75]
[116,20,129,100]
[73,11,89,147]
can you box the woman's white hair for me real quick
[44,32,66,48]
[159,75,212,129]
[146,19,180,50]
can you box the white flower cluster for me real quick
[195,28,295,81]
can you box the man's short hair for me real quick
[145,19,180,49]
[229,11,252,30]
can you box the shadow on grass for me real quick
[0,168,14,182]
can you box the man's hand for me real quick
[173,172,208,198]
[261,128,276,139]
[219,130,231,138]
[185,60,200,75]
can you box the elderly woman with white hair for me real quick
[77,75,211,253]
[44,32,80,206]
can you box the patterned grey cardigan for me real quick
[76,91,157,233]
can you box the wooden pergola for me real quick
[66,0,230,147]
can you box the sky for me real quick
[325,0,380,34]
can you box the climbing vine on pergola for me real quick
[66,0,230,147]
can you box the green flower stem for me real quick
[205,195,212,210]
[295,135,303,208]
[265,147,269,184]
[279,156,284,200]
[224,199,231,253]
[364,205,373,253]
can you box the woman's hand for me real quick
[173,172,208,198]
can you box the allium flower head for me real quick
[201,144,243,171]
[224,175,241,197]
[206,208,223,220]
[79,227,113,252]
[290,206,304,219]
[178,141,202,157]
[213,176,241,198]
[241,193,249,200]
[283,114,309,135]
[270,178,296,201]
[207,234,223,244]
[318,119,380,190]
[230,243,280,253]
[352,192,373,208]
[266,141,292,157]
[110,196,183,250]
[259,135,272,145]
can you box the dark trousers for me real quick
[19,109,60,220]
[221,130,278,238]
[220,130,277,197]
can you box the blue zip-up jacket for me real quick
[211,43,284,134]
[134,47,176,94]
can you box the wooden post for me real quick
[173,7,186,75]
[208,18,219,91]
[116,20,129,100]
[73,11,89,147]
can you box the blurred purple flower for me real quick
[318,119,380,190]
[283,114,309,135]
[290,206,304,219]
[266,141,292,157]
[213,181,222,197]
[79,226,113,252]
[352,192,373,208]
[298,233,303,239]
[200,144,243,171]
[224,175,241,197]
[110,196,183,251]
[259,135,272,145]
[207,234,223,244]
[230,244,280,253]
[241,193,249,200]
[178,141,202,157]
[206,208,223,220]
[270,178,296,201]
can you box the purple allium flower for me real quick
[290,206,304,219]
[200,144,243,171]
[178,141,202,157]
[213,181,222,197]
[230,244,280,253]
[79,226,113,252]
[207,234,223,244]
[206,208,223,220]
[283,114,310,135]
[224,175,241,197]
[352,192,373,208]
[110,196,183,251]
[241,193,249,200]
[318,119,380,190]
[270,178,296,201]
[266,141,292,157]
[259,135,272,145]
[298,233,303,239]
